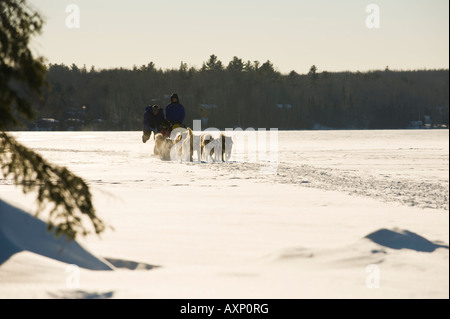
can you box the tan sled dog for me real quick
[154,133,174,161]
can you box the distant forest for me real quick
[28,55,449,131]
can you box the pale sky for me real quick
[30,0,449,74]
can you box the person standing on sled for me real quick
[142,105,166,143]
[165,93,186,130]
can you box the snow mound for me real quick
[0,200,113,270]
[364,228,449,253]
[267,228,448,268]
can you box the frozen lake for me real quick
[0,129,448,298]
[11,129,448,209]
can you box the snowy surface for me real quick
[0,130,448,298]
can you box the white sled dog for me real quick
[170,128,199,162]
[220,133,233,162]
[201,133,233,162]
[170,130,185,161]
[181,128,201,162]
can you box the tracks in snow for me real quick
[203,161,449,211]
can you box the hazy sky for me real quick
[30,0,449,73]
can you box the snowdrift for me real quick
[267,228,448,268]
[0,200,113,270]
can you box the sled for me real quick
[159,128,171,138]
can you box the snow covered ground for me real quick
[0,130,448,298]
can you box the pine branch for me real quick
[0,132,105,240]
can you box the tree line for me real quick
[29,55,449,130]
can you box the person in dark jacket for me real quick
[142,105,165,143]
[165,93,186,128]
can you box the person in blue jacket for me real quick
[165,93,186,129]
[142,104,165,143]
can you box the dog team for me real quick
[142,93,233,162]
[153,127,233,162]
